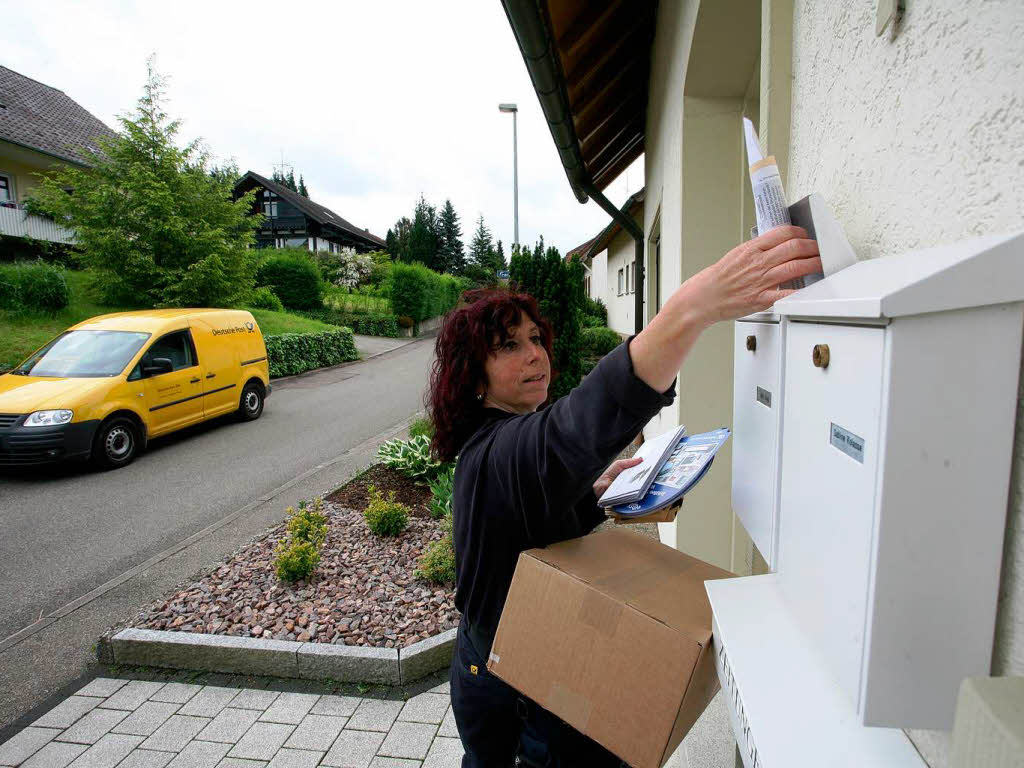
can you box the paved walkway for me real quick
[0,679,462,768]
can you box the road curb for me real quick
[106,627,456,686]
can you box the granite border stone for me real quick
[107,627,456,685]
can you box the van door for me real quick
[133,329,205,436]
[190,318,241,417]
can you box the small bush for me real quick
[409,417,435,440]
[428,465,454,520]
[377,435,443,481]
[581,313,605,328]
[264,329,358,377]
[299,307,400,338]
[287,498,328,547]
[256,251,323,310]
[249,285,284,312]
[0,260,70,313]
[363,485,409,536]
[274,540,321,581]
[583,296,608,326]
[581,326,622,358]
[416,525,456,585]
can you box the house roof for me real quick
[235,171,385,248]
[0,66,116,166]
[564,236,597,263]
[500,0,658,202]
[584,187,645,259]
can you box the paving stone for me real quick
[436,707,457,739]
[112,629,299,678]
[320,730,384,768]
[138,715,210,752]
[111,702,180,737]
[296,643,399,685]
[165,740,231,768]
[427,682,449,696]
[114,749,175,767]
[397,694,448,725]
[19,741,87,768]
[226,723,295,761]
[310,695,360,718]
[421,737,464,768]
[215,759,268,767]
[33,697,102,729]
[369,759,421,768]
[344,700,403,733]
[55,709,129,745]
[75,680,127,699]
[0,727,61,766]
[177,687,241,717]
[282,715,346,751]
[66,734,142,768]
[150,683,203,704]
[258,693,320,725]
[377,722,435,761]
[265,749,323,768]
[397,630,455,685]
[197,708,262,743]
[228,690,280,712]
[98,682,165,711]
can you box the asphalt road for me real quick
[0,335,435,644]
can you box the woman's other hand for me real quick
[593,456,644,499]
[686,225,822,325]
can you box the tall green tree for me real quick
[408,195,440,271]
[30,60,261,308]
[469,215,494,269]
[386,216,414,262]
[298,175,309,197]
[494,239,507,272]
[437,199,465,274]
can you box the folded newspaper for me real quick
[602,428,731,518]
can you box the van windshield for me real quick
[13,330,151,378]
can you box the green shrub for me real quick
[428,465,454,520]
[409,417,435,440]
[581,313,604,328]
[377,435,443,481]
[397,315,414,329]
[264,329,357,377]
[583,296,608,326]
[363,485,410,536]
[249,285,284,312]
[274,540,321,581]
[256,251,323,310]
[415,525,456,585]
[287,498,328,547]
[0,261,70,313]
[390,262,468,322]
[299,308,400,338]
[581,326,622,357]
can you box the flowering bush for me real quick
[334,248,374,289]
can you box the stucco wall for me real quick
[589,249,608,308]
[0,143,63,204]
[605,229,637,337]
[788,2,1024,765]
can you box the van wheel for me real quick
[91,417,140,470]
[238,382,264,421]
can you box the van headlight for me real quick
[24,410,74,427]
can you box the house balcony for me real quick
[0,204,76,245]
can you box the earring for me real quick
[476,393,484,402]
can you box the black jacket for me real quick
[452,340,676,656]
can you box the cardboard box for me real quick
[488,528,733,768]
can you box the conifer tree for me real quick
[469,215,494,269]
[298,175,309,197]
[285,170,297,192]
[495,239,507,271]
[437,199,465,274]
[408,196,441,270]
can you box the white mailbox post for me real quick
[711,230,1024,767]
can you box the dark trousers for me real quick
[450,621,626,768]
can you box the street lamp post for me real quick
[498,103,519,251]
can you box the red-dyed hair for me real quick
[428,288,555,462]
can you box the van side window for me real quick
[135,330,198,377]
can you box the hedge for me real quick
[0,260,70,314]
[581,326,622,358]
[390,262,468,323]
[299,308,400,338]
[255,251,323,311]
[265,329,358,377]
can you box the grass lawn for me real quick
[0,270,344,371]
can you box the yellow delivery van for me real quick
[0,309,271,470]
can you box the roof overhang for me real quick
[500,0,658,203]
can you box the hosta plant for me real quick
[376,435,443,481]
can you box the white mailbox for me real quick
[710,230,1024,767]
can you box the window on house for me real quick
[617,268,624,296]
[262,190,278,218]
[584,275,591,297]
[631,260,637,294]
[0,173,14,206]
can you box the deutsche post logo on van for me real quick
[212,323,255,336]
[245,321,254,332]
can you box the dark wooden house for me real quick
[234,171,385,253]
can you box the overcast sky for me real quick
[4,0,643,256]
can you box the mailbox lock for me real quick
[813,344,830,369]
[746,335,757,351]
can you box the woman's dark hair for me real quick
[428,288,555,462]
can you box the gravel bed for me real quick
[131,498,458,649]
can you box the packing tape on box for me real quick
[548,683,594,732]
[579,589,624,637]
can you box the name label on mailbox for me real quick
[831,423,865,463]
[756,387,772,408]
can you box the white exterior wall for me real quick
[787,3,1024,765]
[589,249,609,307]
[605,229,638,337]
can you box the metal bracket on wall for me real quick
[876,0,904,37]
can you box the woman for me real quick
[428,226,821,767]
